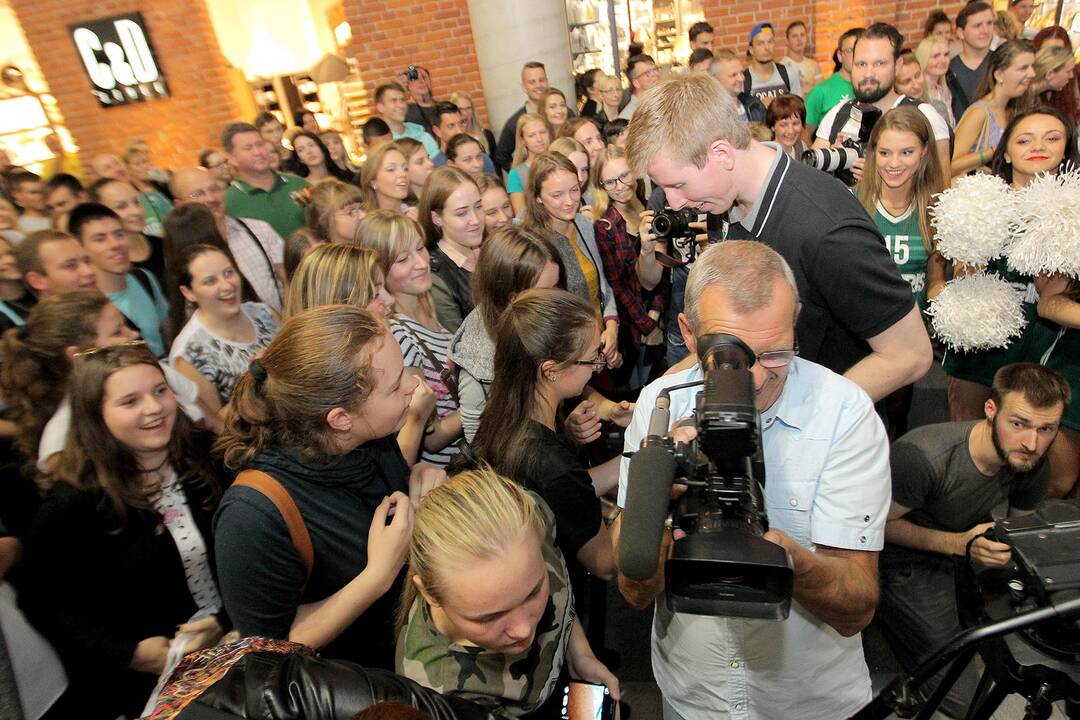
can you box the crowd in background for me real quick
[0,2,1079,718]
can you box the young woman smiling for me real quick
[214,305,433,669]
[915,36,956,127]
[523,152,620,368]
[591,145,665,391]
[357,211,462,467]
[952,40,1037,176]
[945,107,1080,421]
[475,174,515,234]
[396,137,435,206]
[169,244,278,414]
[539,88,570,138]
[506,113,552,216]
[24,343,225,719]
[286,131,355,184]
[419,168,484,332]
[857,106,947,436]
[764,94,809,160]
[359,143,417,219]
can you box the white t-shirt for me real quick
[816,95,950,144]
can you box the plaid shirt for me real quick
[593,204,667,348]
[225,217,285,311]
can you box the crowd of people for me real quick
[0,4,1078,719]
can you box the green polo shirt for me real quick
[225,173,309,240]
[804,71,853,128]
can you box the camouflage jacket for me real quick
[396,493,573,718]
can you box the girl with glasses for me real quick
[591,145,665,392]
[472,289,618,595]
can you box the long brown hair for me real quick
[416,166,477,247]
[473,226,564,337]
[522,152,580,235]
[214,305,386,468]
[974,39,1036,116]
[359,142,406,211]
[0,290,109,463]
[471,288,597,480]
[857,105,946,253]
[49,344,216,525]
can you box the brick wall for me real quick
[9,0,252,171]
[342,0,489,129]
[700,0,968,70]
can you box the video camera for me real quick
[619,333,794,619]
[802,102,882,186]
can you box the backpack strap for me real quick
[828,100,856,145]
[776,61,791,92]
[234,470,313,582]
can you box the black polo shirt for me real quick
[725,145,915,375]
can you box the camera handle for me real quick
[847,594,1080,720]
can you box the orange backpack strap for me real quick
[234,470,314,582]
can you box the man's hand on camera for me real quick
[961,521,1012,566]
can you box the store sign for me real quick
[70,13,169,107]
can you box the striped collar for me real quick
[728,142,791,237]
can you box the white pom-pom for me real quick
[1007,166,1080,278]
[931,174,1015,265]
[927,273,1027,352]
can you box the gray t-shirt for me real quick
[749,63,801,102]
[890,420,1049,533]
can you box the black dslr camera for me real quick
[650,208,698,241]
[405,65,420,81]
[619,333,794,619]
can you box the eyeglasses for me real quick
[600,170,634,190]
[337,203,365,218]
[634,66,660,81]
[186,185,224,201]
[74,339,149,359]
[752,341,800,369]
[573,348,608,368]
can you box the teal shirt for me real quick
[873,201,929,313]
[225,173,308,241]
[506,164,529,194]
[108,271,169,357]
[393,122,441,160]
[805,71,853,127]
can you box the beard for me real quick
[990,415,1042,473]
[855,79,891,104]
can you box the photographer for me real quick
[878,363,1068,718]
[627,73,931,402]
[813,23,951,182]
[614,241,890,719]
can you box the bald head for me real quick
[90,154,129,183]
[170,166,226,220]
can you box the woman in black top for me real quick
[418,167,483,332]
[472,288,616,590]
[285,131,356,184]
[213,305,439,670]
[22,343,226,719]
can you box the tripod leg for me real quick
[963,669,1008,720]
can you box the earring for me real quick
[547,373,558,382]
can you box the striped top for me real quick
[390,314,461,467]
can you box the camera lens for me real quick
[652,214,672,238]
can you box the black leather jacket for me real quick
[175,650,493,720]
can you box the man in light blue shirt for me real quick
[615,240,891,720]
[374,81,441,160]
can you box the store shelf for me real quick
[569,19,600,27]
[573,49,604,55]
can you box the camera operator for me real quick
[878,362,1069,718]
[627,72,931,402]
[812,23,952,182]
[613,241,891,719]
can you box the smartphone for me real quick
[561,680,615,720]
